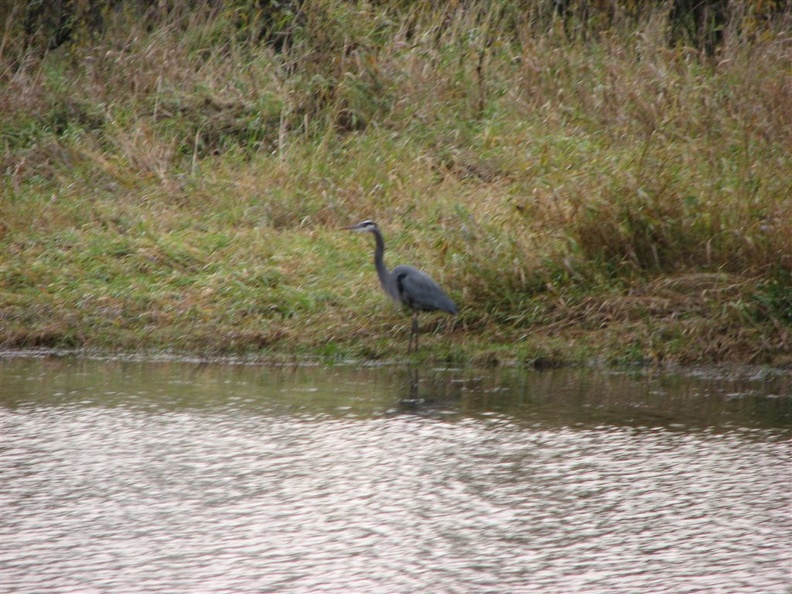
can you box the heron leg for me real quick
[409,311,419,354]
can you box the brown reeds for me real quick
[1,1,790,364]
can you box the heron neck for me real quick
[372,228,391,287]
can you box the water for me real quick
[1,356,790,593]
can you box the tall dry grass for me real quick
[1,1,790,362]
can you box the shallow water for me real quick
[1,357,790,593]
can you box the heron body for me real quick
[345,220,458,353]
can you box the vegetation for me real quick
[1,1,790,367]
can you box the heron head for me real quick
[344,220,378,233]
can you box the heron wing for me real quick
[392,265,458,314]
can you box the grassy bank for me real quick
[2,1,791,367]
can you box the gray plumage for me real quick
[345,220,458,353]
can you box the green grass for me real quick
[1,1,790,367]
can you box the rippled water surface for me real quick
[1,356,790,593]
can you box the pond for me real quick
[1,355,790,593]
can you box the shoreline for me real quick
[2,347,790,376]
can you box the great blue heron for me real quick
[345,220,458,353]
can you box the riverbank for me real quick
[2,266,790,368]
[2,2,790,367]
